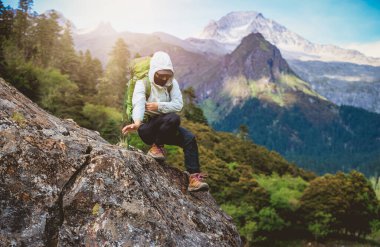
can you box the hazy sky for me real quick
[4,0,380,47]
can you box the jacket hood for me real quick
[149,51,174,89]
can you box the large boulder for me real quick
[0,78,241,246]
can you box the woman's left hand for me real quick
[146,102,158,111]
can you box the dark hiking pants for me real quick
[137,113,200,174]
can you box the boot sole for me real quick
[188,185,209,192]
[147,153,166,161]
[148,154,165,161]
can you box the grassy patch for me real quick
[259,40,270,52]
[279,74,326,100]
[249,79,286,107]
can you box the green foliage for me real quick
[212,97,380,177]
[237,124,249,140]
[257,207,288,232]
[240,221,260,243]
[82,103,122,143]
[370,220,380,234]
[119,132,149,151]
[300,171,379,238]
[255,173,309,212]
[221,203,263,243]
[307,211,334,241]
[369,176,380,200]
[1,43,40,101]
[181,87,208,125]
[0,5,102,127]
[36,67,80,117]
[31,11,62,67]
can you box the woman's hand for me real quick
[146,102,158,111]
[122,121,141,134]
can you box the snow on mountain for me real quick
[75,22,118,36]
[194,11,380,66]
[343,41,380,59]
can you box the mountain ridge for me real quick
[195,11,380,66]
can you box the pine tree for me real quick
[182,87,208,125]
[238,124,249,141]
[97,38,130,108]
[0,1,14,74]
[77,50,102,99]
[12,0,33,57]
[53,21,79,79]
[0,1,14,40]
[32,10,61,67]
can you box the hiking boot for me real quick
[186,172,209,192]
[147,144,166,160]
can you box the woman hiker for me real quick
[122,51,209,192]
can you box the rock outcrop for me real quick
[0,78,241,247]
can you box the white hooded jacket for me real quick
[132,51,183,122]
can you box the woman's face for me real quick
[154,70,173,86]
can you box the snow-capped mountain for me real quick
[193,11,380,66]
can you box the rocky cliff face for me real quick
[287,59,380,114]
[0,78,241,246]
[224,32,293,81]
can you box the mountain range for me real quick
[194,11,380,66]
[54,10,380,175]
[69,10,380,115]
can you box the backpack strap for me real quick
[168,84,173,94]
[143,77,151,100]
[143,76,173,100]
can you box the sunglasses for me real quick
[155,74,171,80]
[155,71,173,80]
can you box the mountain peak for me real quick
[76,21,117,35]
[198,10,266,44]
[227,32,293,81]
[223,10,262,20]
[95,21,117,33]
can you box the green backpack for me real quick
[124,56,151,125]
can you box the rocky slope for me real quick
[0,78,241,246]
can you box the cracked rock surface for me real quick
[0,78,241,247]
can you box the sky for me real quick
[4,0,380,55]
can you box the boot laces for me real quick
[191,173,208,182]
[152,144,165,154]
